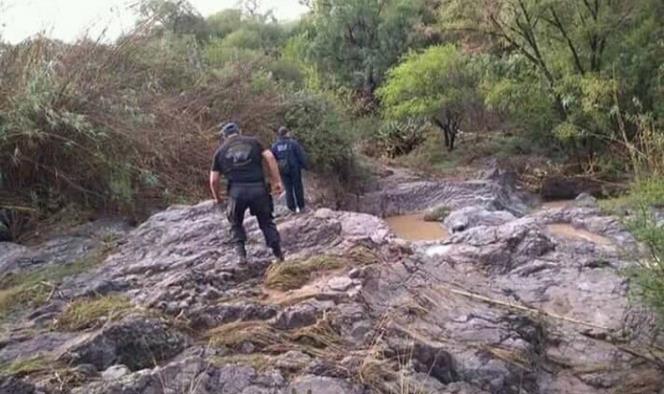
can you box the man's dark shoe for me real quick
[235,244,248,265]
[272,245,285,263]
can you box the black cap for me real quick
[278,127,290,137]
[219,122,240,136]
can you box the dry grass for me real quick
[206,314,346,361]
[265,249,380,292]
[290,315,345,355]
[347,245,381,265]
[207,321,286,351]
[54,294,134,331]
[264,255,346,291]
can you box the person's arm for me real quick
[209,171,222,204]
[262,150,284,195]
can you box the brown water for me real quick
[385,214,450,241]
[546,223,612,246]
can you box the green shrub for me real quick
[371,119,428,158]
[281,90,356,182]
[622,178,664,319]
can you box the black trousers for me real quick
[282,172,305,212]
[226,183,281,249]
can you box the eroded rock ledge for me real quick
[0,171,661,394]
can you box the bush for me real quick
[378,45,484,151]
[371,119,428,158]
[624,178,664,319]
[0,35,291,238]
[281,90,356,182]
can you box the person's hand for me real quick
[272,182,284,196]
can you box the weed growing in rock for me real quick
[0,283,51,321]
[0,355,50,377]
[55,294,134,331]
[0,247,112,321]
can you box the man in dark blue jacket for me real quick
[271,127,308,213]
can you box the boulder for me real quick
[444,206,516,233]
[0,376,36,394]
[101,365,131,381]
[59,316,188,371]
[272,303,319,330]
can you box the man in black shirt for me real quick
[210,122,285,264]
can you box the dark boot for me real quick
[272,244,285,263]
[235,243,248,265]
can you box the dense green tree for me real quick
[302,0,438,105]
[378,45,481,150]
[137,0,210,42]
[440,0,663,159]
[207,9,244,39]
[206,9,288,56]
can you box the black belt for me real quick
[229,181,265,187]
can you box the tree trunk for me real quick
[433,117,451,150]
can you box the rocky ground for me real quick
[0,168,662,393]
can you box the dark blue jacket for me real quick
[271,137,308,176]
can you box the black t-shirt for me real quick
[211,135,266,184]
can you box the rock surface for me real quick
[0,168,662,393]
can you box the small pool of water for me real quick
[385,214,450,241]
[546,223,612,246]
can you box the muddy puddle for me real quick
[385,213,450,241]
[546,223,612,246]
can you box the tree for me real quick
[207,9,244,39]
[207,8,288,56]
[440,0,663,161]
[137,0,210,42]
[303,0,437,106]
[377,45,481,151]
